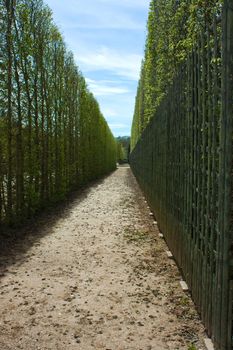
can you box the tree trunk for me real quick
[6,0,13,224]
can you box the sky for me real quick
[44,0,150,136]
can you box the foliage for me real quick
[131,0,223,150]
[116,136,130,163]
[0,0,116,227]
[116,141,126,163]
[187,345,197,350]
[130,1,232,349]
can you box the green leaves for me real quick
[0,0,116,227]
[131,0,223,150]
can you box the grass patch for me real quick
[187,345,198,350]
[123,229,148,243]
[179,296,190,306]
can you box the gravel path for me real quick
[0,167,205,350]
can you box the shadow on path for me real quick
[0,171,115,274]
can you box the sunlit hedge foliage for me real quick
[131,0,223,149]
[0,0,116,227]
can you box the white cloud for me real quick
[78,47,142,81]
[86,78,129,96]
[60,16,144,31]
[109,123,129,129]
[100,107,118,117]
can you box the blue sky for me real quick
[44,0,149,136]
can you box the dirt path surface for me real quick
[0,167,205,350]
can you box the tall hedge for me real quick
[0,0,116,227]
[131,0,223,149]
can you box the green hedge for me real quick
[0,0,116,226]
